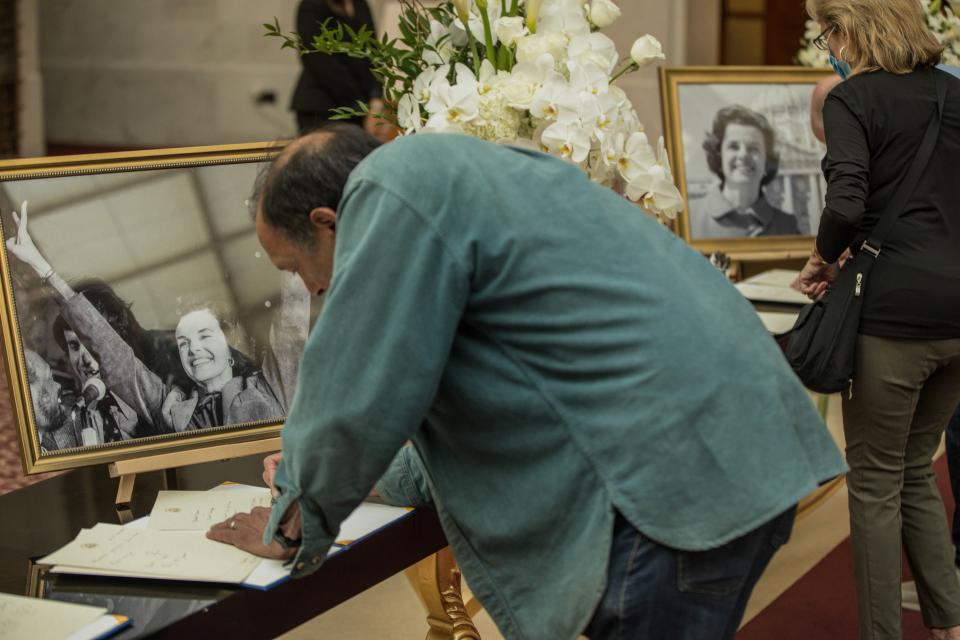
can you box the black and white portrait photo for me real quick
[0,154,317,466]
[661,68,831,250]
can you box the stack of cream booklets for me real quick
[0,592,130,640]
[38,484,411,590]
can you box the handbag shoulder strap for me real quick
[861,69,947,258]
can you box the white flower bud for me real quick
[588,0,621,28]
[525,0,544,33]
[630,35,665,68]
[451,0,472,24]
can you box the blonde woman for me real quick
[796,1,960,638]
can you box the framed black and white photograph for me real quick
[659,67,833,254]
[0,143,319,474]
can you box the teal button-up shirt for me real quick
[265,134,846,640]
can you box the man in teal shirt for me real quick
[209,125,846,640]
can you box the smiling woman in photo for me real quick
[5,201,310,436]
[689,105,802,239]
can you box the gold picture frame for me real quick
[659,66,833,256]
[0,142,314,474]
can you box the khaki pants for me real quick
[843,335,960,639]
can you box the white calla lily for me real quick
[451,0,472,24]
[525,0,543,32]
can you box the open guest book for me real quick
[0,592,130,640]
[37,485,412,591]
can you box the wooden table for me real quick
[0,454,448,639]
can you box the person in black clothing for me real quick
[796,1,960,638]
[292,0,391,141]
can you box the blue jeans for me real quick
[948,404,960,567]
[583,507,796,640]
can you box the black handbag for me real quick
[780,71,947,395]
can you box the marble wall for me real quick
[34,0,720,148]
[39,0,303,147]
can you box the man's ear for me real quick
[308,207,337,233]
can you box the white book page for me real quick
[38,525,260,583]
[0,592,107,640]
[148,488,272,531]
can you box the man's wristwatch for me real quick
[273,531,302,549]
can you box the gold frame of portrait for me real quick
[0,142,291,474]
[659,66,833,256]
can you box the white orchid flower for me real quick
[621,135,682,216]
[424,20,456,66]
[637,165,684,217]
[529,71,577,121]
[424,63,481,132]
[587,0,621,28]
[567,60,610,97]
[413,64,446,104]
[397,94,423,133]
[613,131,656,182]
[568,32,619,74]
[477,59,500,96]
[578,91,621,140]
[644,136,684,217]
[630,35,666,68]
[541,121,592,163]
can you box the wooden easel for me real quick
[108,437,281,506]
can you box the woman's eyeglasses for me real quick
[813,27,834,51]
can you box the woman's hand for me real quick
[5,201,53,278]
[792,249,841,301]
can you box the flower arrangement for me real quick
[796,0,960,67]
[266,0,684,219]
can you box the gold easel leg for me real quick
[405,547,482,640]
[115,473,136,507]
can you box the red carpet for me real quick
[738,456,953,639]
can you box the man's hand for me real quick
[207,505,299,560]
[263,452,283,498]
